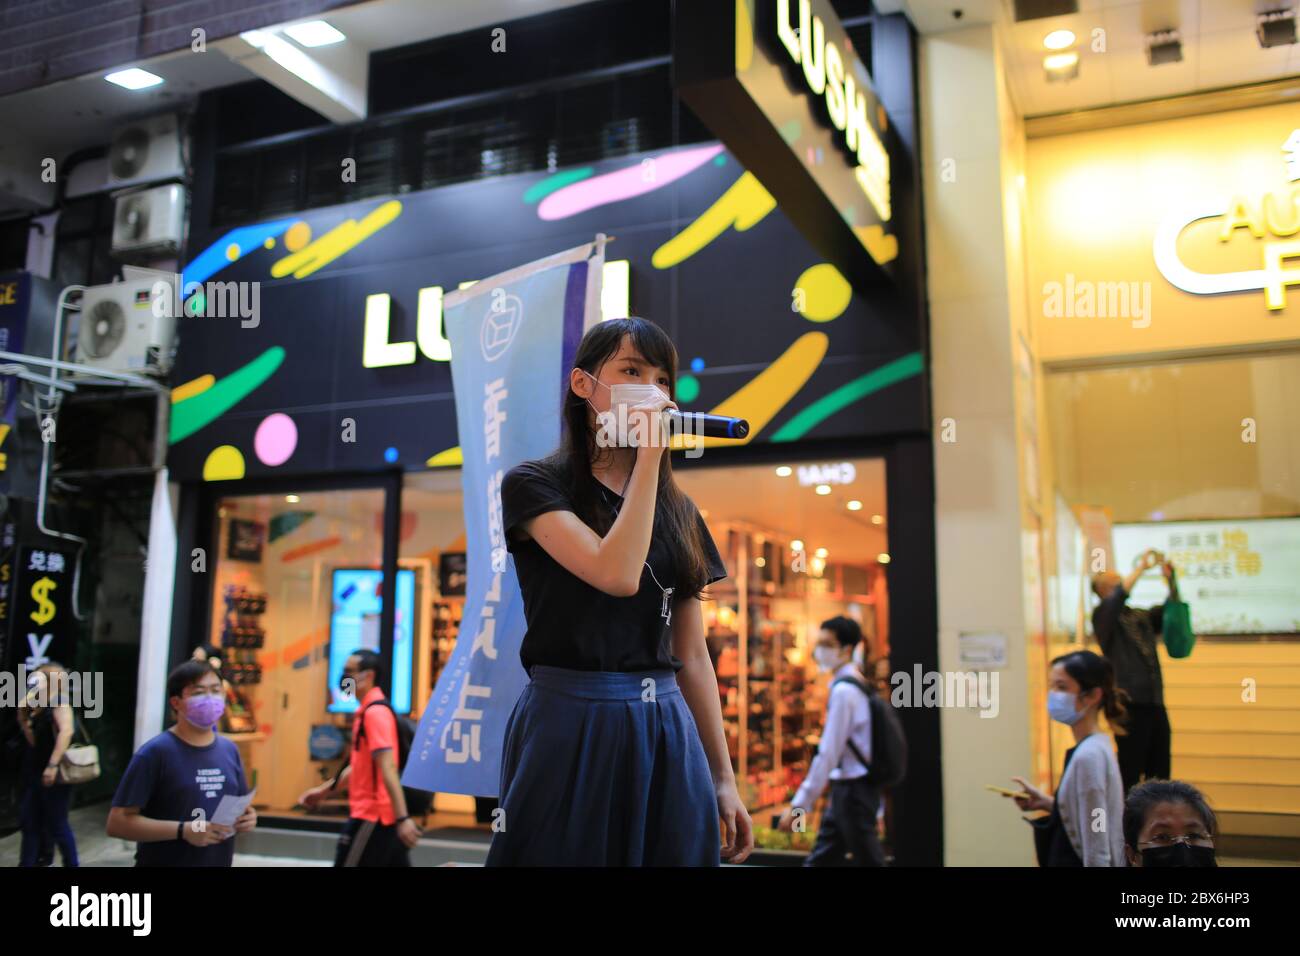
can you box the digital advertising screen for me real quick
[327,568,416,713]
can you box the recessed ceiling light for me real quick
[1044,50,1080,82]
[871,514,883,525]
[815,484,832,495]
[790,539,804,551]
[815,547,828,558]
[775,465,792,477]
[1257,9,1297,49]
[1145,29,1183,66]
[285,494,300,503]
[847,500,862,511]
[105,68,163,90]
[877,552,891,564]
[1043,29,1075,50]
[283,20,346,47]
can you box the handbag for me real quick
[1162,570,1196,659]
[56,714,101,785]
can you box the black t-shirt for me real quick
[501,459,727,673]
[1092,585,1165,706]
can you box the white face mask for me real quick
[580,370,668,447]
[813,646,842,673]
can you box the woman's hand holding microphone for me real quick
[625,392,678,460]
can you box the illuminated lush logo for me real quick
[774,0,890,222]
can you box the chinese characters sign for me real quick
[402,240,601,797]
[1114,519,1300,635]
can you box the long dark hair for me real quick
[1052,649,1129,731]
[537,317,713,600]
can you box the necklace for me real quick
[597,471,675,628]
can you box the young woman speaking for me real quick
[484,317,753,866]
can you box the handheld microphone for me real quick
[665,410,750,439]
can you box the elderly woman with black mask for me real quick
[1123,779,1218,867]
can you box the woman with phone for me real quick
[484,317,753,866]
[1007,650,1128,866]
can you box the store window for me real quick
[207,487,386,818]
[1044,353,1300,822]
[676,456,890,850]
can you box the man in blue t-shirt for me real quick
[107,659,257,865]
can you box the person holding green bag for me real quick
[1091,549,1182,792]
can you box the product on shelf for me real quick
[219,584,268,685]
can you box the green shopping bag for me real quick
[1162,593,1196,659]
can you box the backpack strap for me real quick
[830,675,872,771]
[330,700,386,791]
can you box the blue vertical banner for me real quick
[404,238,605,797]
[0,272,30,496]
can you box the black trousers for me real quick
[1116,703,1171,793]
[803,777,886,867]
[334,817,411,867]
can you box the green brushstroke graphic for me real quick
[771,352,924,441]
[169,347,286,444]
[524,168,594,203]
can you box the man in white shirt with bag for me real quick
[778,615,883,867]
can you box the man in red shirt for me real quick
[300,650,421,865]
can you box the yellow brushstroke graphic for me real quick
[670,331,828,451]
[652,172,776,269]
[426,446,464,467]
[272,201,402,279]
[735,0,754,72]
[855,224,899,265]
[171,374,215,404]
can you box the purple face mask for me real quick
[184,692,225,729]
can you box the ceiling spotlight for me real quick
[791,539,805,551]
[775,465,792,477]
[877,552,891,564]
[1257,9,1297,48]
[1145,29,1183,66]
[283,20,346,47]
[815,547,829,558]
[847,500,863,511]
[286,494,300,504]
[1043,51,1080,82]
[1043,29,1075,50]
[815,484,832,495]
[871,514,884,525]
[104,68,163,90]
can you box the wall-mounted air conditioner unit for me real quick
[75,278,176,376]
[111,184,185,259]
[106,114,184,189]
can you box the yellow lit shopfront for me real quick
[1023,96,1300,858]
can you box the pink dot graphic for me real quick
[254,413,298,466]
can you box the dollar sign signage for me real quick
[30,576,56,625]
[11,548,71,672]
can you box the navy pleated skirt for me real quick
[484,665,721,867]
